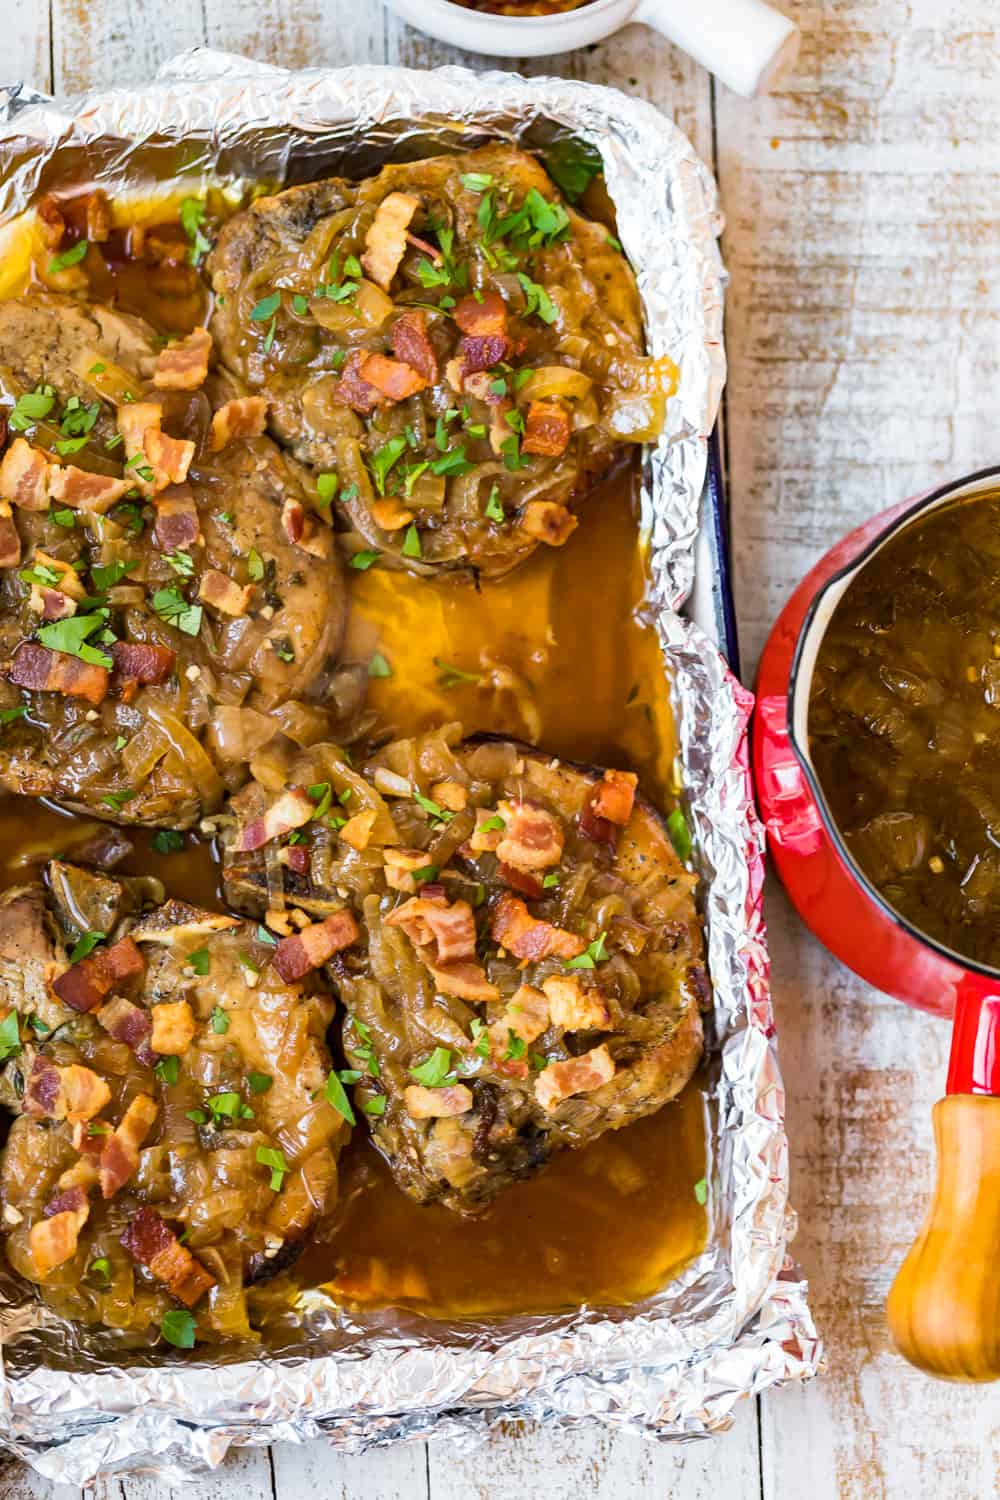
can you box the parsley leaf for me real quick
[542,137,603,202]
[401,524,422,558]
[69,930,105,962]
[0,705,27,726]
[188,948,210,976]
[180,197,212,266]
[413,789,452,824]
[152,829,184,855]
[350,549,379,571]
[91,559,137,590]
[435,657,481,688]
[409,1046,455,1088]
[364,1094,387,1116]
[517,272,558,325]
[325,1069,356,1126]
[667,808,692,862]
[250,291,281,322]
[164,549,194,579]
[160,1308,196,1348]
[370,436,408,495]
[565,930,609,971]
[151,586,202,637]
[210,1005,228,1033]
[48,239,89,275]
[256,1144,289,1192]
[694,1177,708,1206]
[368,652,392,679]
[0,1010,21,1061]
[155,1055,180,1086]
[247,1071,272,1094]
[37,608,114,666]
[9,386,55,433]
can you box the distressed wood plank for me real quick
[92,1444,273,1500]
[271,1437,429,1500]
[49,0,205,95]
[717,2,1000,1497]
[7,2,52,96]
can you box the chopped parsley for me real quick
[180,197,212,266]
[325,1069,356,1126]
[0,1011,21,1061]
[48,239,89,275]
[401,524,422,558]
[542,137,603,202]
[435,658,481,689]
[479,813,504,833]
[694,1177,708,1206]
[410,1047,456,1088]
[26,1014,50,1036]
[255,925,279,946]
[102,789,136,812]
[430,446,473,478]
[88,1256,111,1283]
[460,171,494,193]
[91,559,137,590]
[413,789,452,824]
[151,586,202,637]
[256,1144,290,1192]
[164,549,195,579]
[160,1308,196,1349]
[210,1006,228,1033]
[565,930,609,971]
[470,1018,490,1059]
[504,1029,527,1062]
[247,548,265,582]
[363,1095,387,1116]
[9,386,55,433]
[0,705,27,726]
[350,549,379,571]
[247,1071,273,1094]
[206,1091,254,1122]
[155,1055,180,1086]
[370,435,408,495]
[517,272,558,325]
[316,472,338,506]
[250,291,281,322]
[292,293,309,316]
[368,652,392,679]
[152,829,184,855]
[500,434,528,472]
[542,871,560,889]
[667,808,692,862]
[51,509,76,528]
[188,948,210,976]
[69,930,105,963]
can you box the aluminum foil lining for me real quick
[0,51,819,1483]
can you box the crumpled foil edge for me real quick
[0,51,819,1484]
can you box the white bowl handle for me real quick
[633,0,800,97]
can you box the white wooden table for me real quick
[6,2,1000,1495]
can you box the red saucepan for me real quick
[754,464,1000,1382]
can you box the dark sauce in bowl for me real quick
[809,492,1000,967]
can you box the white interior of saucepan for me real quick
[791,471,1000,764]
[383,0,634,57]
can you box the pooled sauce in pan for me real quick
[0,187,708,1323]
[810,492,1000,967]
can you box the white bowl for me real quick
[383,0,800,97]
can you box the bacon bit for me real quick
[535,1043,616,1112]
[44,1183,89,1220]
[384,847,436,895]
[357,352,429,403]
[121,1205,216,1306]
[519,500,578,547]
[144,428,195,490]
[153,484,201,550]
[69,1121,106,1162]
[588,768,638,826]
[362,191,420,290]
[234,787,315,852]
[152,328,213,391]
[99,1092,158,1198]
[496,799,564,871]
[498,863,544,899]
[9,644,109,706]
[24,1056,111,1122]
[391,311,439,384]
[460,334,511,377]
[426,959,499,1002]
[370,495,414,532]
[85,190,111,243]
[431,779,467,812]
[53,935,146,1014]
[469,806,504,853]
[0,502,20,568]
[272,908,359,981]
[207,396,268,452]
[36,195,66,249]
[385,894,477,964]
[541,974,612,1032]
[117,403,194,497]
[522,400,571,458]
[110,641,176,703]
[1,439,50,510]
[198,567,254,618]
[404,1083,473,1119]
[453,291,507,338]
[578,801,616,844]
[462,371,505,404]
[332,350,381,415]
[490,893,586,962]
[29,585,76,621]
[488,984,550,1055]
[30,1199,90,1278]
[339,808,377,852]
[32,549,85,600]
[96,995,155,1067]
[280,496,332,559]
[150,999,195,1056]
[47,465,129,514]
[279,844,311,876]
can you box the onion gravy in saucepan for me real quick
[809,493,1000,967]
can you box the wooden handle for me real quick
[887,1094,1000,1380]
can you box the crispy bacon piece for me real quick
[588,768,638,826]
[234,786,315,852]
[541,974,612,1032]
[404,1083,473,1119]
[198,567,254,617]
[99,1092,158,1199]
[490,892,586,962]
[469,806,504,853]
[9,643,109,706]
[280,497,331,559]
[357,352,428,403]
[385,894,477,964]
[153,484,201,550]
[432,779,467,812]
[370,496,414,533]
[462,371,506,404]
[24,1056,112,1123]
[522,400,571,458]
[1,439,50,510]
[150,999,195,1056]
[44,1183,89,1220]
[207,396,268,452]
[29,584,76,621]
[121,1205,216,1307]
[30,1197,90,1278]
[519,500,578,547]
[384,847,438,895]
[496,799,564,872]
[361,191,420,290]
[31,550,85,599]
[152,327,213,391]
[47,465,130,514]
[426,959,499,1001]
[333,350,382,415]
[0,502,20,568]
[272,908,359,981]
[85,190,111,243]
[460,333,511,376]
[488,983,550,1055]
[453,291,508,338]
[391,311,438,384]
[96,994,155,1067]
[36,195,66,249]
[578,800,616,844]
[117,403,194,497]
[53,935,145,1013]
[110,642,176,703]
[339,808,377,852]
[498,862,544,900]
[535,1043,616,1112]
[145,428,195,490]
